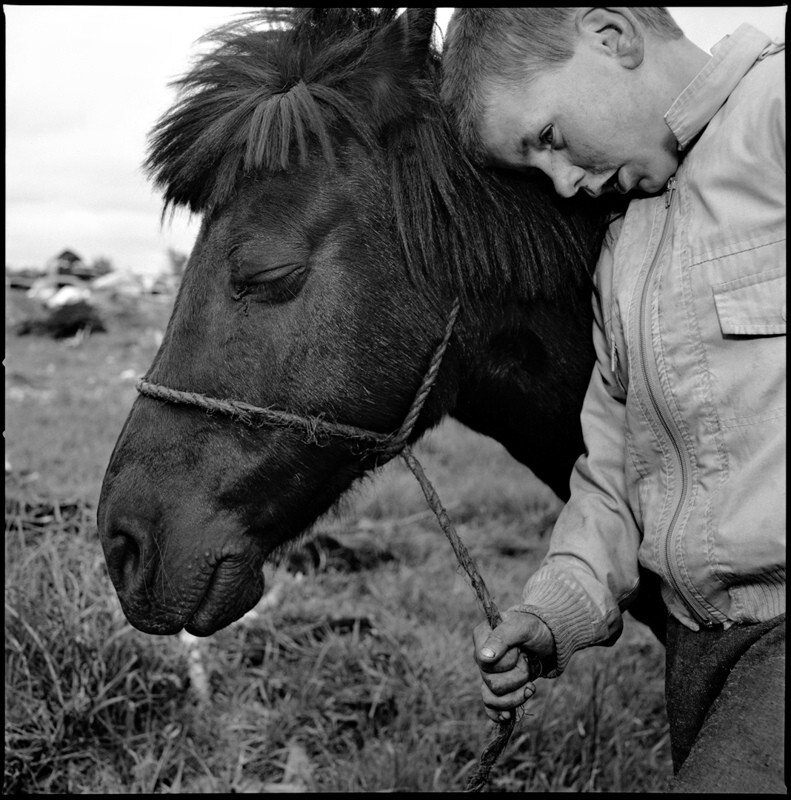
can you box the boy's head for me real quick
[442,8,700,198]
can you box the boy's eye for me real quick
[539,124,555,146]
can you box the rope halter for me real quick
[136,299,460,463]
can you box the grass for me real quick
[4,288,672,792]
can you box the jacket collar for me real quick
[664,24,778,152]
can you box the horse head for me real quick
[97,8,605,637]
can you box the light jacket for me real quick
[516,24,786,675]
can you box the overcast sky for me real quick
[5,6,786,275]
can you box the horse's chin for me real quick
[121,555,266,637]
[184,555,266,636]
[184,566,264,636]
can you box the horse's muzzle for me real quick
[101,506,265,636]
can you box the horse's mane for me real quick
[146,7,608,304]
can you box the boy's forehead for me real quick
[482,81,550,148]
[480,101,529,164]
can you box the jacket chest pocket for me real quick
[707,255,785,426]
[713,267,786,336]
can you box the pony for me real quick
[98,7,663,641]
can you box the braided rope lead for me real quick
[135,298,516,790]
[386,300,519,791]
[400,447,517,792]
[378,298,460,459]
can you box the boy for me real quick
[441,8,784,792]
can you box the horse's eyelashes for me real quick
[232,264,309,305]
[246,263,307,284]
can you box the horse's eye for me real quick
[232,262,308,304]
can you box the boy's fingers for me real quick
[481,681,537,720]
[481,651,530,695]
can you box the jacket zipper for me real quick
[637,176,716,627]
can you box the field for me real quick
[5,289,672,792]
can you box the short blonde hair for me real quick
[441,8,683,163]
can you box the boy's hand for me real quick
[473,610,556,722]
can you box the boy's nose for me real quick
[551,163,587,198]
[581,171,617,198]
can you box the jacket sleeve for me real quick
[513,229,643,677]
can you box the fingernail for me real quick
[524,684,536,701]
[481,647,495,659]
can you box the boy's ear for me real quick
[578,7,644,69]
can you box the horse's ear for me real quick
[363,8,437,126]
[376,7,437,67]
[398,7,437,62]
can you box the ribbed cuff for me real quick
[512,570,601,677]
[732,578,786,623]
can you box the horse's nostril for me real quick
[105,524,143,592]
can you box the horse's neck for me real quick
[451,301,594,502]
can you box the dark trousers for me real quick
[664,613,785,793]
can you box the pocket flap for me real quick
[712,269,786,335]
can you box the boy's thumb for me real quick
[479,642,500,660]
[478,618,523,661]
[478,611,545,662]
